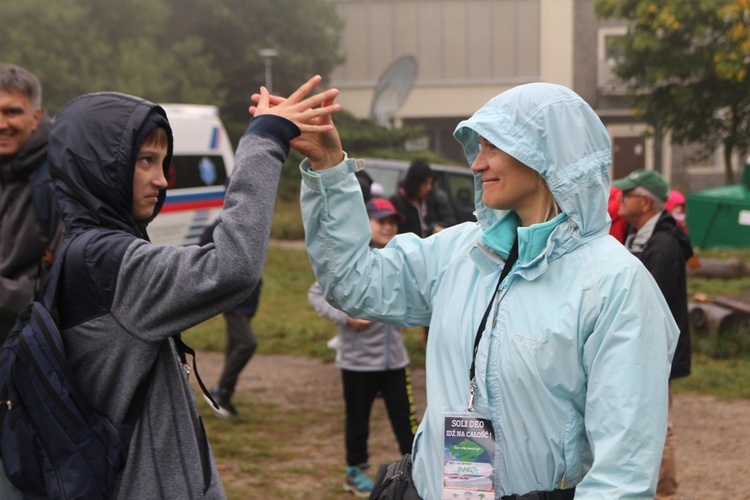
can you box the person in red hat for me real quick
[665,189,687,232]
[608,186,628,243]
[308,197,417,498]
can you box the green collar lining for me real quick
[482,211,567,263]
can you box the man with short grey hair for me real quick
[0,62,55,500]
[613,169,693,500]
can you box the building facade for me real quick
[329,0,731,191]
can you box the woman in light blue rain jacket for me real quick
[296,83,678,498]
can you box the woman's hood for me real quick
[454,83,611,241]
[49,92,173,238]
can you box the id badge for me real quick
[442,406,495,499]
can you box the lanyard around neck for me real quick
[468,237,519,411]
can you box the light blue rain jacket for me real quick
[301,83,678,498]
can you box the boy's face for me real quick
[132,140,168,220]
[0,89,42,157]
[370,215,399,249]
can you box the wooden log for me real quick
[688,257,750,279]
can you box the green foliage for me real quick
[2,0,445,205]
[0,0,341,122]
[336,111,427,158]
[164,0,345,144]
[594,0,750,184]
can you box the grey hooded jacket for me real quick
[48,92,297,499]
[308,281,409,372]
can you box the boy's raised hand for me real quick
[250,75,344,171]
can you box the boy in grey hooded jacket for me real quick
[47,77,340,499]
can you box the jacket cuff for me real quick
[300,153,364,193]
[244,115,301,156]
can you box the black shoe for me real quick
[204,387,237,419]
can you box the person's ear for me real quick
[32,107,42,129]
[643,196,654,213]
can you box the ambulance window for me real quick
[167,155,228,189]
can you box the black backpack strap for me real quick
[173,334,219,409]
[39,237,73,310]
[30,160,53,240]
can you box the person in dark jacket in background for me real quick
[614,169,692,500]
[47,77,340,499]
[390,159,435,237]
[389,160,450,342]
[0,63,59,500]
[200,218,262,419]
[0,63,56,343]
[425,185,457,232]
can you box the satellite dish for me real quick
[370,55,418,129]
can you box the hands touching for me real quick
[250,75,344,171]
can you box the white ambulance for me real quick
[150,104,235,246]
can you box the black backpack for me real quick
[0,232,220,499]
[0,236,132,499]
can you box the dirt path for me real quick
[195,352,749,499]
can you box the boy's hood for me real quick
[49,92,173,239]
[454,83,612,243]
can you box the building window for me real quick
[597,26,628,93]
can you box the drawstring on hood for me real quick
[48,92,173,240]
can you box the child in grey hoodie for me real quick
[308,197,418,498]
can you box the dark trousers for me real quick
[217,311,258,399]
[341,367,418,466]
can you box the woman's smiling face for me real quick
[471,137,547,225]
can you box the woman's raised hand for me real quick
[250,75,344,171]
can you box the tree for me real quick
[163,0,344,143]
[594,0,750,184]
[1,0,223,114]
[1,0,343,126]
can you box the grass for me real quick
[195,395,349,498]
[673,352,750,399]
